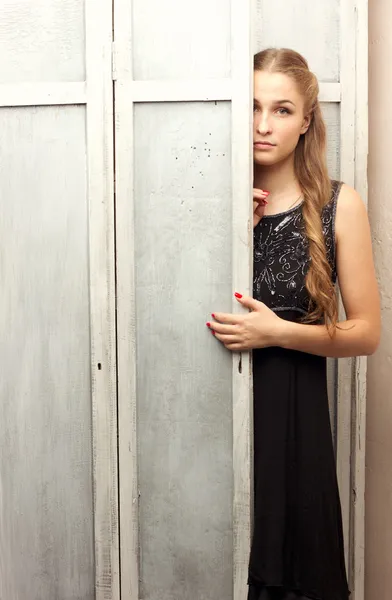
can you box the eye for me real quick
[253,105,260,113]
[276,107,291,115]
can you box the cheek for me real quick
[277,120,303,147]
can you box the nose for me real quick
[256,112,272,136]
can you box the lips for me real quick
[254,141,275,147]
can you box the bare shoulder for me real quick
[335,183,368,242]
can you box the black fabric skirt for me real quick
[248,585,313,600]
[248,325,350,600]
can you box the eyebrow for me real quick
[254,98,296,107]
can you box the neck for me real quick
[254,154,301,200]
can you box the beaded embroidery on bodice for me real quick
[253,180,341,316]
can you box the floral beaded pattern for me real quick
[253,180,342,315]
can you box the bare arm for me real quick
[278,184,381,357]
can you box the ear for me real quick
[300,113,312,135]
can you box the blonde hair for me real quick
[254,48,338,330]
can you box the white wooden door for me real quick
[0,1,119,599]
[0,2,368,599]
[113,1,253,599]
[253,1,368,599]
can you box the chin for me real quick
[254,148,294,168]
[254,155,280,167]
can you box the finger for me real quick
[215,333,241,345]
[254,203,266,218]
[209,321,240,335]
[253,188,270,199]
[253,198,268,207]
[234,293,262,311]
[225,342,248,352]
[211,312,242,325]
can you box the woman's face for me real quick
[253,70,311,167]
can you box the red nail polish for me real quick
[211,313,216,319]
[234,292,243,299]
[206,322,211,327]
[262,190,270,195]
[211,331,216,336]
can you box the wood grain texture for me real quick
[231,0,253,598]
[351,2,369,598]
[133,102,234,600]
[338,0,357,579]
[323,102,341,180]
[0,83,87,107]
[131,0,231,80]
[253,0,340,81]
[113,1,139,597]
[86,0,120,597]
[0,105,94,600]
[0,0,85,83]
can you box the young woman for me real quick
[208,49,380,600]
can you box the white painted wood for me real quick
[0,0,85,84]
[337,3,369,599]
[114,1,252,598]
[130,0,231,80]
[322,102,342,180]
[85,0,120,598]
[0,0,119,597]
[231,2,253,599]
[339,1,357,187]
[320,83,342,103]
[115,78,233,101]
[113,1,139,599]
[337,0,357,578]
[132,101,234,600]
[253,0,340,81]
[0,83,87,107]
[0,82,87,108]
[0,105,94,600]
[113,79,340,104]
[351,2,369,598]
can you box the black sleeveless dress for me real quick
[247,181,350,600]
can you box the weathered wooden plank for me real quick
[0,0,85,83]
[337,0,357,578]
[85,0,120,597]
[351,1,369,597]
[130,0,231,80]
[0,105,94,600]
[113,0,139,598]
[111,79,341,103]
[0,82,87,107]
[232,1,253,599]
[253,0,340,81]
[133,101,234,600]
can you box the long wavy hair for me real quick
[254,48,338,330]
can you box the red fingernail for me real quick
[206,322,211,327]
[211,331,216,336]
[234,292,243,299]
[211,313,216,319]
[262,190,270,195]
